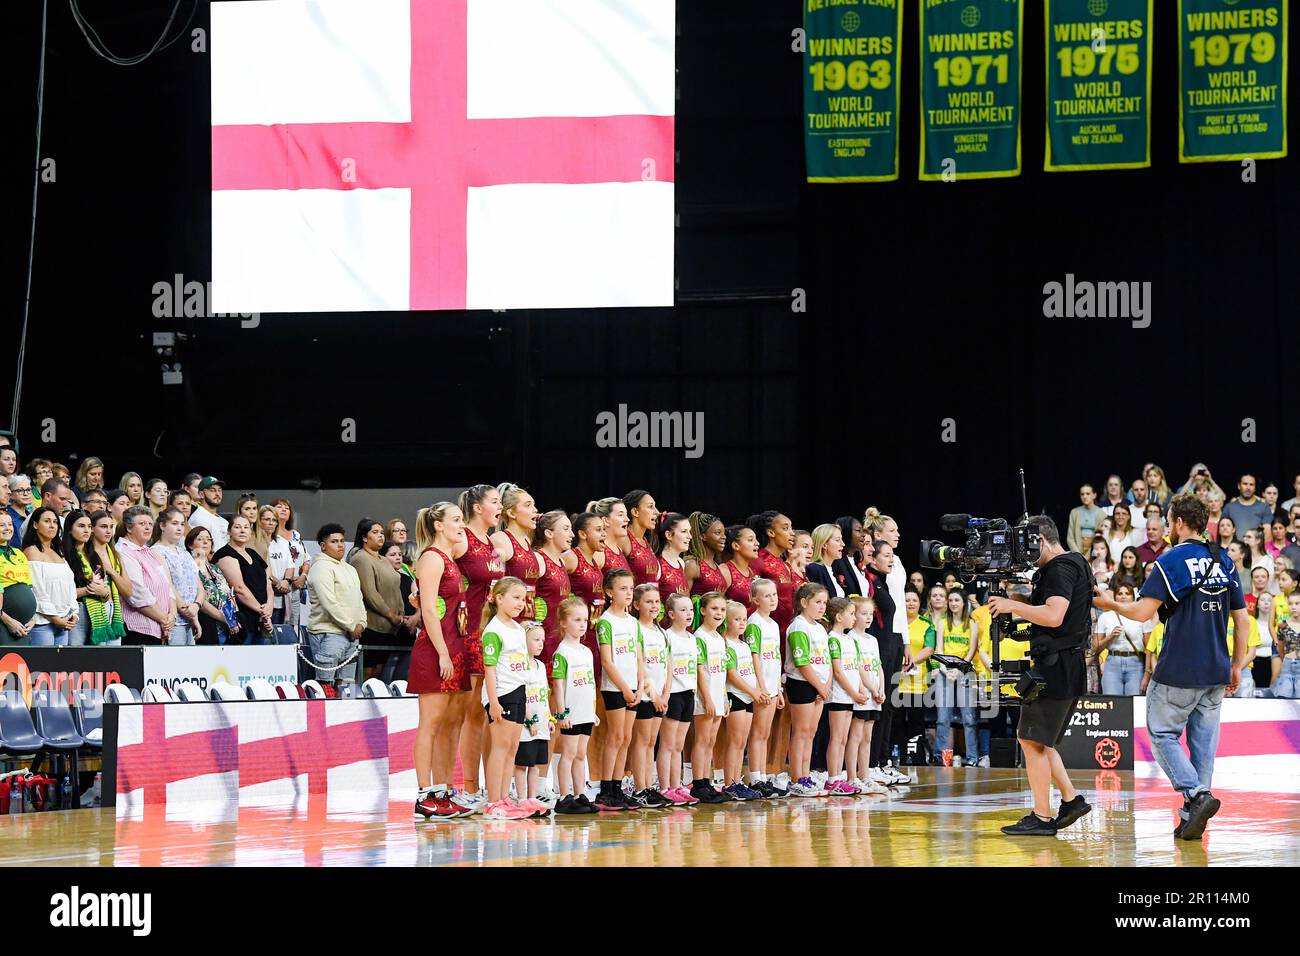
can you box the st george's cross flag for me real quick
[210,0,675,313]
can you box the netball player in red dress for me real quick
[531,510,573,668]
[789,529,812,591]
[686,512,727,598]
[492,483,544,619]
[748,511,796,634]
[453,483,510,805]
[622,490,661,586]
[720,524,759,612]
[656,512,691,600]
[411,502,472,820]
[589,497,631,575]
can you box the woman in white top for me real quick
[1244,528,1275,582]
[267,498,310,638]
[1105,506,1142,564]
[1094,583,1150,696]
[22,506,78,646]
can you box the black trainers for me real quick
[690,780,727,805]
[554,795,582,815]
[614,788,641,811]
[1179,792,1221,840]
[1055,795,1092,830]
[641,787,672,809]
[575,793,599,814]
[1001,812,1059,836]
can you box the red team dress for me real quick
[503,530,541,621]
[658,555,689,598]
[459,527,504,675]
[751,549,795,636]
[722,559,755,612]
[535,548,572,668]
[569,548,606,682]
[408,546,470,694]
[627,535,661,586]
[603,545,631,575]
[691,558,726,597]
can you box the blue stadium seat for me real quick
[72,689,104,752]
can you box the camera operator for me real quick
[1092,493,1248,841]
[987,515,1093,836]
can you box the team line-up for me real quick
[398,485,920,821]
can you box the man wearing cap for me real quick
[188,477,230,551]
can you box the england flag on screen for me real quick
[210,0,675,313]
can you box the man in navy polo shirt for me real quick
[1093,493,1249,841]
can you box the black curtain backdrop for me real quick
[4,1,1296,549]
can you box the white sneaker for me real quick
[774,772,792,790]
[582,781,601,803]
[866,780,891,795]
[977,756,990,768]
[849,778,870,793]
[788,780,819,797]
[811,770,828,788]
[447,789,484,815]
[869,767,892,785]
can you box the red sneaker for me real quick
[414,791,463,819]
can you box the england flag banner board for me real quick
[211,0,676,313]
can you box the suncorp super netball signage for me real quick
[141,646,297,693]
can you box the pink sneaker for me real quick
[666,787,695,806]
[485,800,532,820]
[521,799,551,817]
[836,779,862,795]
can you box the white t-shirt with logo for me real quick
[1096,609,1152,655]
[597,612,641,693]
[744,612,782,696]
[693,627,727,716]
[480,618,529,704]
[550,640,597,725]
[724,636,758,704]
[855,631,882,712]
[520,658,550,742]
[667,628,698,694]
[784,614,831,685]
[639,622,669,702]
[828,628,862,705]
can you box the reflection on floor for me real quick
[2,768,1296,867]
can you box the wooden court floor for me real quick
[2,768,1297,867]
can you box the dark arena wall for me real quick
[4,0,1295,540]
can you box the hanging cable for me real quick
[67,0,196,67]
[11,0,49,439]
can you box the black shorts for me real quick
[635,700,664,720]
[786,679,819,706]
[726,694,753,713]
[601,689,630,711]
[1017,695,1077,747]
[826,701,854,712]
[560,722,594,737]
[664,690,694,722]
[853,709,879,722]
[514,738,549,767]
[486,685,527,724]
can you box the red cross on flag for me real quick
[211,0,676,313]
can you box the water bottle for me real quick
[891,744,902,766]
[11,777,23,814]
[61,776,73,809]
[92,772,102,808]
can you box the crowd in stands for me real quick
[2,441,1296,819]
[1068,464,1300,700]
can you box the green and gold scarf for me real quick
[80,549,125,645]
